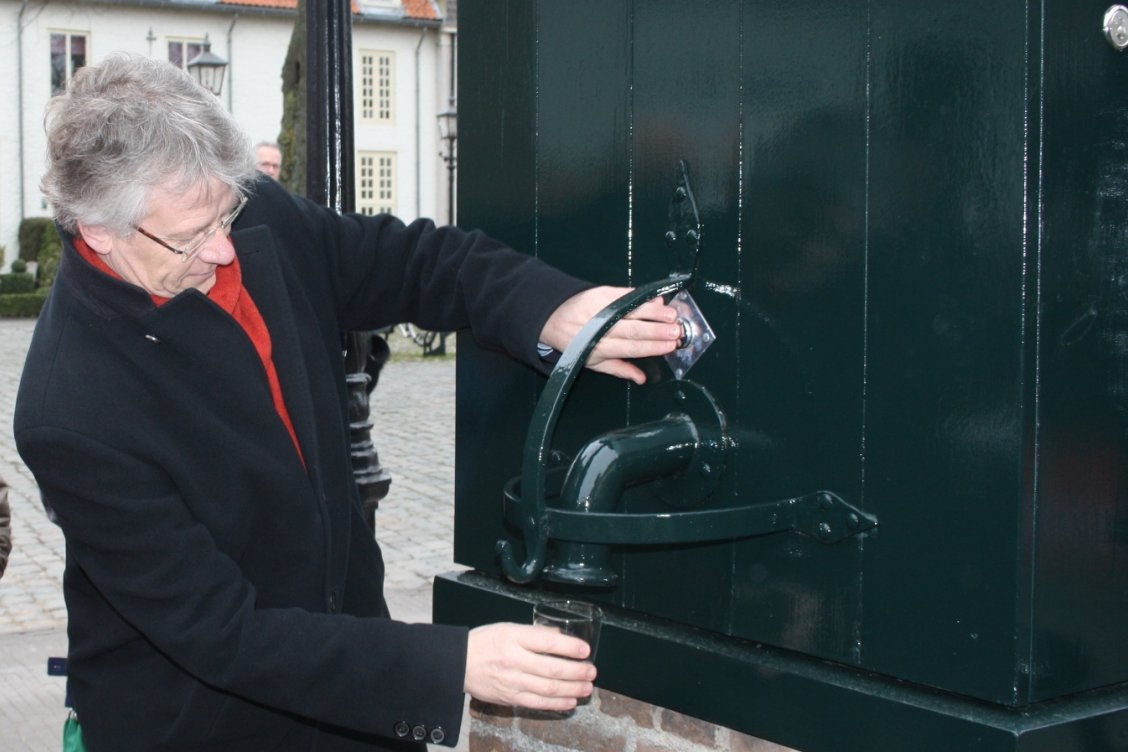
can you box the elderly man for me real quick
[255,141,283,180]
[15,53,681,751]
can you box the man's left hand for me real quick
[539,286,683,385]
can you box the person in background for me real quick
[0,475,10,578]
[15,53,682,751]
[254,141,282,180]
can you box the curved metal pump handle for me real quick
[496,273,693,584]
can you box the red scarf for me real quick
[74,237,305,465]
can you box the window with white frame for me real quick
[357,0,403,10]
[167,38,206,70]
[360,51,395,123]
[50,31,88,95]
[358,152,396,216]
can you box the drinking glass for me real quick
[532,600,602,661]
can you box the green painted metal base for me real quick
[433,571,1128,752]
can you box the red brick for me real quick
[470,699,517,729]
[468,727,511,752]
[597,689,655,729]
[516,708,627,751]
[635,743,699,752]
[658,708,717,747]
[727,729,799,752]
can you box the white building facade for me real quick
[0,0,454,269]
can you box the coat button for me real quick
[393,721,410,738]
[411,724,427,741]
[429,726,446,744]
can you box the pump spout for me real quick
[499,375,876,587]
[544,414,699,586]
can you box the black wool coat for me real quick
[14,177,589,751]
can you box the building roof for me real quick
[218,0,441,22]
[402,0,441,21]
[217,0,293,7]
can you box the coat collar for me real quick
[54,221,326,485]
[235,224,326,483]
[55,228,186,321]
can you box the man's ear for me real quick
[76,222,113,255]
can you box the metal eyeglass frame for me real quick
[134,193,248,263]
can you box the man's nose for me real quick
[196,231,236,265]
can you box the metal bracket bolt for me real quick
[1105,5,1128,50]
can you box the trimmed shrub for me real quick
[0,289,48,318]
[0,272,35,294]
[36,227,63,290]
[11,258,27,274]
[19,218,54,262]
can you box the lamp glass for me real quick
[187,38,228,97]
[437,108,458,141]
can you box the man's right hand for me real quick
[463,623,596,711]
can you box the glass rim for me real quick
[534,599,603,618]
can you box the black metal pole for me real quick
[306,0,353,212]
[446,148,455,226]
[306,0,391,531]
[448,30,457,226]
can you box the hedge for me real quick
[0,289,48,318]
[2,218,59,317]
[36,226,63,290]
[19,218,54,263]
[0,272,35,293]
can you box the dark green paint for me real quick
[443,0,1128,748]
[436,573,1128,752]
[497,275,690,585]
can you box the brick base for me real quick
[469,689,798,752]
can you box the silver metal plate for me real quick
[663,290,715,379]
[1107,5,1128,50]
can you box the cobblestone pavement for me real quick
[0,319,467,750]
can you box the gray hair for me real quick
[42,52,259,234]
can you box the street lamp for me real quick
[429,102,458,356]
[187,35,228,97]
[437,104,457,225]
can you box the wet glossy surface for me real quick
[453,0,1128,723]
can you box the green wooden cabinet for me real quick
[438,2,1128,748]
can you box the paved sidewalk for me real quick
[0,319,467,750]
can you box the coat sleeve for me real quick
[241,177,593,369]
[16,423,467,742]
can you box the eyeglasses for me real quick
[134,193,248,263]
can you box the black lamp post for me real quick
[437,104,457,225]
[425,102,457,358]
[187,35,228,97]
